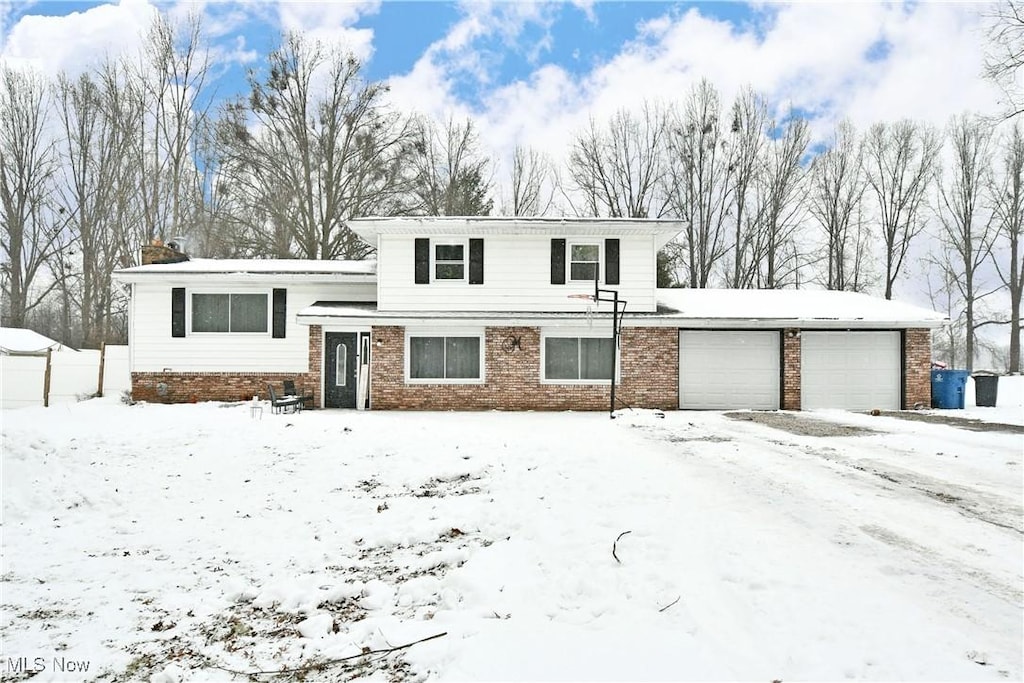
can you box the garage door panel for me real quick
[679,331,779,410]
[801,331,900,410]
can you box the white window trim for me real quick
[539,330,619,385]
[568,240,602,284]
[432,239,469,284]
[188,291,270,335]
[404,327,486,384]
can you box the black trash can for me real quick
[972,373,999,407]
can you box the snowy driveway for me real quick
[2,399,1021,682]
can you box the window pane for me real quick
[410,337,444,378]
[435,244,464,261]
[435,263,465,280]
[545,338,580,380]
[445,337,480,379]
[571,244,599,261]
[580,337,614,379]
[192,294,229,332]
[230,294,268,332]
[570,262,598,281]
[336,344,347,386]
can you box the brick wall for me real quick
[131,325,323,405]
[369,325,679,411]
[308,325,322,407]
[782,329,801,410]
[904,328,932,409]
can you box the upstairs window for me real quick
[570,243,600,282]
[191,293,267,333]
[434,242,466,281]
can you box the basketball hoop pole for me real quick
[590,270,626,419]
[567,271,627,418]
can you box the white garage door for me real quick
[679,331,780,409]
[801,331,901,410]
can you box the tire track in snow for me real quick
[631,413,1023,611]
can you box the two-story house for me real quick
[113,217,947,412]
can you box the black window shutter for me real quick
[469,238,484,284]
[605,238,620,285]
[171,288,186,338]
[414,238,430,284]
[551,238,566,285]
[272,288,287,338]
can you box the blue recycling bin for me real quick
[931,369,970,409]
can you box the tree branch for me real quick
[612,530,632,564]
[205,631,447,678]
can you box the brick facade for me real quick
[903,328,932,409]
[369,325,679,411]
[131,323,933,412]
[782,329,801,410]
[131,325,323,405]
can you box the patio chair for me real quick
[267,383,302,414]
[283,379,314,409]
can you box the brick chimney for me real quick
[141,240,189,266]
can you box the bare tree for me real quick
[725,86,768,288]
[991,121,1024,372]
[506,144,554,216]
[0,66,62,328]
[985,0,1024,119]
[749,113,810,288]
[937,114,998,371]
[131,13,210,246]
[664,80,734,288]
[409,115,493,216]
[219,33,415,259]
[188,112,245,258]
[54,63,141,348]
[565,102,668,219]
[926,261,968,368]
[865,120,940,299]
[809,120,871,291]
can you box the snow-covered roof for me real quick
[655,289,947,327]
[296,289,946,329]
[0,327,69,354]
[114,259,377,282]
[297,302,602,325]
[349,216,684,249]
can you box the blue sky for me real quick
[0,0,1002,172]
[4,1,760,107]
[8,2,753,98]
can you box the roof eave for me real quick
[113,271,377,284]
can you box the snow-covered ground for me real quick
[960,374,1024,425]
[2,382,1022,682]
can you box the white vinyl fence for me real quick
[0,345,130,410]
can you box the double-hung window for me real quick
[570,243,600,282]
[434,242,466,281]
[191,293,268,333]
[544,336,614,382]
[408,333,483,382]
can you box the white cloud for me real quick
[388,0,1002,187]
[385,0,564,118]
[1,0,157,76]
[275,0,379,61]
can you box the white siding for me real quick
[130,281,375,373]
[376,234,658,312]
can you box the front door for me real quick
[325,332,358,408]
